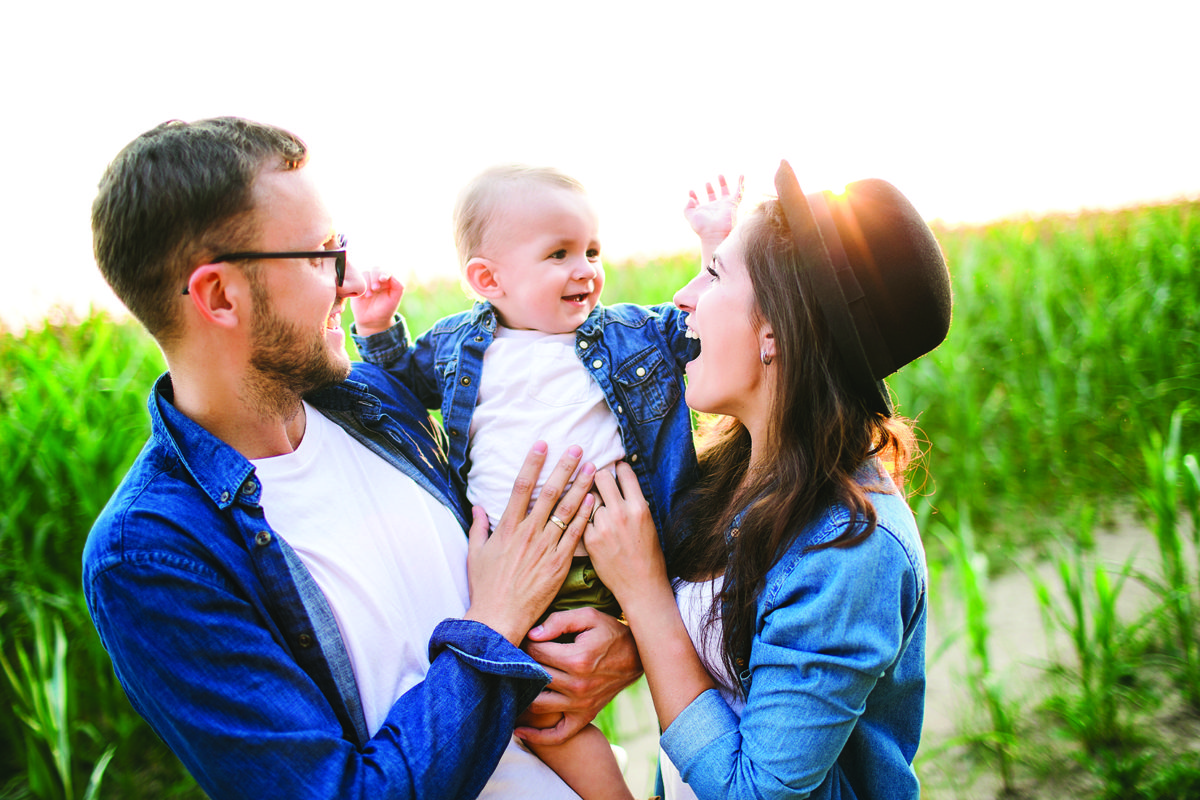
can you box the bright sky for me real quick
[3,0,1196,331]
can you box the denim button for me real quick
[241,479,257,495]
[578,340,589,349]
[629,453,639,463]
[592,359,603,369]
[255,531,272,547]
[219,491,230,503]
[636,367,646,377]
[617,405,623,414]
[298,633,314,649]
[460,376,471,386]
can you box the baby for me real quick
[351,165,736,798]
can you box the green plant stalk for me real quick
[1,598,75,799]
[936,507,1015,792]
[1140,406,1200,708]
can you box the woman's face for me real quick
[673,221,773,424]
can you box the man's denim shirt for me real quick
[82,365,552,800]
[353,301,700,538]
[661,465,928,800]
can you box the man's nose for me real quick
[337,258,366,298]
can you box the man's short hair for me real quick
[92,117,307,344]
[452,165,585,269]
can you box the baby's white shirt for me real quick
[466,326,625,529]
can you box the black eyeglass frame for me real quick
[181,234,348,295]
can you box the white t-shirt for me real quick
[467,327,625,529]
[660,576,746,800]
[252,403,578,798]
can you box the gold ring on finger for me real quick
[549,514,568,531]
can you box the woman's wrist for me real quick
[617,579,680,632]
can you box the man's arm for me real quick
[88,556,547,800]
[85,444,593,799]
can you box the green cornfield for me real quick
[2,200,1197,798]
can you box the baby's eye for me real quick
[706,264,719,281]
[587,248,600,261]
[549,249,568,260]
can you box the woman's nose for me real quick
[673,272,702,313]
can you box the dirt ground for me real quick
[609,512,1170,798]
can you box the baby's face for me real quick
[483,186,604,334]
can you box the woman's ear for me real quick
[464,257,504,299]
[184,264,244,329]
[760,328,776,361]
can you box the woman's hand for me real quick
[464,442,596,645]
[586,462,717,731]
[584,462,670,609]
[348,268,405,337]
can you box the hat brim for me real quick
[774,160,893,415]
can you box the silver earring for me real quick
[761,350,773,366]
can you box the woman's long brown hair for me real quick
[665,198,916,692]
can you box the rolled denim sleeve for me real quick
[87,556,549,800]
[661,525,922,800]
[352,315,443,411]
[651,302,701,367]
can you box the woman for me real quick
[584,162,952,799]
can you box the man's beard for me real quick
[244,283,350,417]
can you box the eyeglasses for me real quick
[181,234,348,294]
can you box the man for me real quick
[84,117,638,799]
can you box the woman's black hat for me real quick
[774,160,953,416]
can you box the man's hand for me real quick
[516,607,643,745]
[349,268,405,337]
[464,444,595,645]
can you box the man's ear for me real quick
[184,264,245,329]
[464,257,504,299]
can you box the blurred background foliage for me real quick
[1,200,1197,798]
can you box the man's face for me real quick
[240,167,362,406]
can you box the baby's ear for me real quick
[464,257,504,299]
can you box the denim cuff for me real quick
[351,314,410,367]
[429,618,551,683]
[660,688,739,768]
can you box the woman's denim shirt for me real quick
[353,301,700,538]
[82,364,552,800]
[661,467,928,799]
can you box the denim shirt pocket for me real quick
[612,346,678,423]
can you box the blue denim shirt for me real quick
[661,466,927,799]
[353,301,700,539]
[82,365,552,800]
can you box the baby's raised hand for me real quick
[349,269,405,337]
[684,173,744,247]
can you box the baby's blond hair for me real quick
[453,165,586,269]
